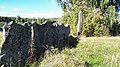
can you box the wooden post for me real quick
[77,11,83,37]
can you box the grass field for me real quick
[37,37,120,67]
[0,32,3,47]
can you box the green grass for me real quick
[0,32,3,47]
[34,37,120,67]
[0,22,5,27]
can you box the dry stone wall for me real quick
[0,21,71,67]
[33,22,70,60]
[1,22,31,67]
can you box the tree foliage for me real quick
[0,16,58,27]
[58,0,120,36]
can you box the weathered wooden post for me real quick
[77,11,83,37]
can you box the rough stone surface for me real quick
[33,22,70,60]
[1,22,31,67]
[0,21,71,67]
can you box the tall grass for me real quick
[36,37,120,67]
[0,32,3,47]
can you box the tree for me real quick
[32,17,37,22]
[57,0,119,36]
[16,15,21,23]
[21,18,25,23]
[57,0,106,13]
[37,18,42,24]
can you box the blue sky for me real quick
[0,0,63,18]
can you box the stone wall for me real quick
[33,22,70,60]
[1,22,31,67]
[0,21,71,67]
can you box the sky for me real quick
[0,0,63,18]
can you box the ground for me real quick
[38,36,120,67]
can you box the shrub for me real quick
[60,2,118,36]
[0,22,5,27]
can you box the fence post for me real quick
[77,11,83,37]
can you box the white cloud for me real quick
[21,11,63,18]
[0,11,17,17]
[11,8,23,12]
[0,6,5,8]
[0,12,10,15]
[0,11,63,18]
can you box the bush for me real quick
[60,1,118,36]
[82,9,110,36]
[0,22,5,27]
